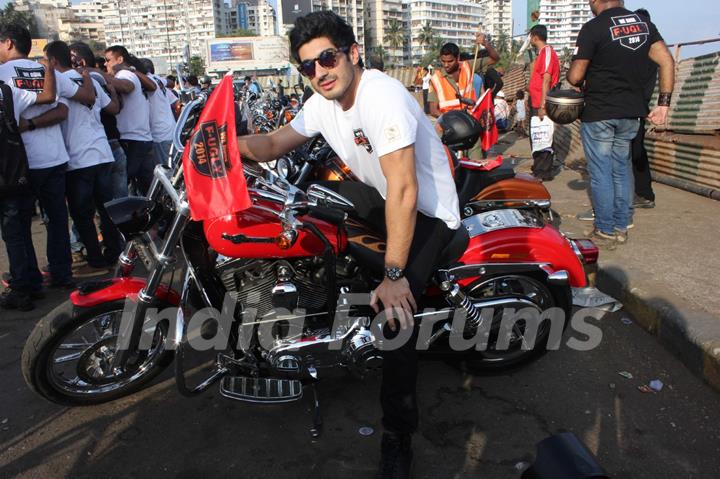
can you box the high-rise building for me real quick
[71,0,105,23]
[246,0,278,36]
[15,0,73,39]
[100,0,235,72]
[406,0,484,66]
[365,0,405,67]
[478,0,513,38]
[532,0,592,53]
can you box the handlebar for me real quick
[306,205,347,225]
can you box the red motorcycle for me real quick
[21,95,597,434]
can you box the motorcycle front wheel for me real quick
[22,299,174,406]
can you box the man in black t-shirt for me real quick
[567,0,674,248]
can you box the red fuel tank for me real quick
[203,203,346,259]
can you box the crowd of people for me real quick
[0,24,184,311]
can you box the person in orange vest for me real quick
[428,35,499,160]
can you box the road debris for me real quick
[618,371,634,379]
[358,426,374,437]
[621,317,633,325]
[638,385,655,394]
[649,379,664,392]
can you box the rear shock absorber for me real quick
[440,281,483,328]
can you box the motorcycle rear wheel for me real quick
[22,299,174,406]
[459,274,571,372]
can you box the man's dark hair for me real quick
[440,43,460,58]
[96,56,106,70]
[105,45,130,63]
[529,25,548,42]
[244,75,252,82]
[140,58,155,74]
[289,11,357,65]
[69,42,96,67]
[0,24,32,56]
[44,40,72,68]
[166,74,176,83]
[635,8,651,20]
[516,89,525,100]
[187,75,199,86]
[366,53,384,72]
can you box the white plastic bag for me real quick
[530,116,555,152]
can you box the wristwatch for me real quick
[385,266,405,281]
[27,119,36,131]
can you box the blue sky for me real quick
[514,0,720,57]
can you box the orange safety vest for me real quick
[430,61,477,113]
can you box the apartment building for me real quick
[100,0,239,71]
[478,0,513,38]
[534,0,592,53]
[15,0,73,38]
[71,0,105,22]
[365,0,405,66]
[406,0,484,65]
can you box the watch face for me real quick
[386,267,404,281]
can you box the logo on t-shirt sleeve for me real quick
[609,14,650,51]
[353,128,373,154]
[11,66,45,92]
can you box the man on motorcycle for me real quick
[237,10,462,478]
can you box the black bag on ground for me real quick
[0,83,31,198]
[531,149,555,181]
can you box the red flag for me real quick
[470,90,499,151]
[182,76,252,221]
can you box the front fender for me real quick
[69,277,181,308]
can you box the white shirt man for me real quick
[146,72,177,165]
[291,69,460,230]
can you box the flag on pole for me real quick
[470,89,499,152]
[182,75,252,221]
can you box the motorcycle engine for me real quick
[216,255,361,319]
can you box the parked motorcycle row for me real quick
[20,83,599,439]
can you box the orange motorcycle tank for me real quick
[313,156,359,182]
[472,173,551,201]
[203,203,346,259]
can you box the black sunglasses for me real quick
[297,46,350,79]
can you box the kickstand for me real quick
[309,383,323,438]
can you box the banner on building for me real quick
[527,0,541,28]
[207,36,289,72]
[281,0,313,26]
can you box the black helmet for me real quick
[437,110,481,151]
[545,89,585,125]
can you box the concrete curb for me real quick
[596,264,720,393]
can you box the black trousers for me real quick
[319,181,455,434]
[631,118,655,201]
[422,89,429,114]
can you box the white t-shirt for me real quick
[516,99,526,120]
[115,69,152,141]
[0,59,70,169]
[291,69,461,230]
[146,73,176,143]
[59,70,114,171]
[0,85,37,123]
[422,73,431,90]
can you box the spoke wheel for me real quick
[23,300,174,405]
[460,274,570,371]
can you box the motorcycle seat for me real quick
[437,225,469,268]
[455,166,516,206]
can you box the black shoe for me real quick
[0,288,35,311]
[46,278,76,289]
[632,196,655,209]
[377,432,413,479]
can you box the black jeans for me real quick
[28,163,72,283]
[66,163,124,267]
[422,89,429,114]
[0,193,43,292]
[319,181,456,434]
[631,118,655,201]
[120,139,154,196]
